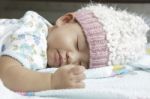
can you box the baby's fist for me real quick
[51,65,86,89]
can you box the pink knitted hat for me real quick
[74,4,149,68]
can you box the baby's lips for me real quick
[54,50,61,66]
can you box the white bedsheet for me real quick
[0,69,150,99]
[0,50,150,99]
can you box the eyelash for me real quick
[77,43,79,50]
[79,61,82,65]
[77,36,79,50]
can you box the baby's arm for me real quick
[0,56,52,92]
[0,56,85,92]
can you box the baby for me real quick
[0,4,149,92]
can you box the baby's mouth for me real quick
[56,50,62,66]
[54,49,60,67]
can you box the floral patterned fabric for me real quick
[0,11,51,70]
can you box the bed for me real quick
[0,46,150,99]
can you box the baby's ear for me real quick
[56,12,75,26]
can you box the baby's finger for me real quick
[73,73,86,82]
[70,66,85,75]
[73,81,85,88]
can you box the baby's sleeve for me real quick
[1,11,48,70]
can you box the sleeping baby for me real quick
[0,3,149,92]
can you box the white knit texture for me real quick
[79,4,150,65]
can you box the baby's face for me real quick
[47,21,89,68]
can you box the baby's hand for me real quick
[51,65,86,89]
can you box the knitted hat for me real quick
[74,4,150,68]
